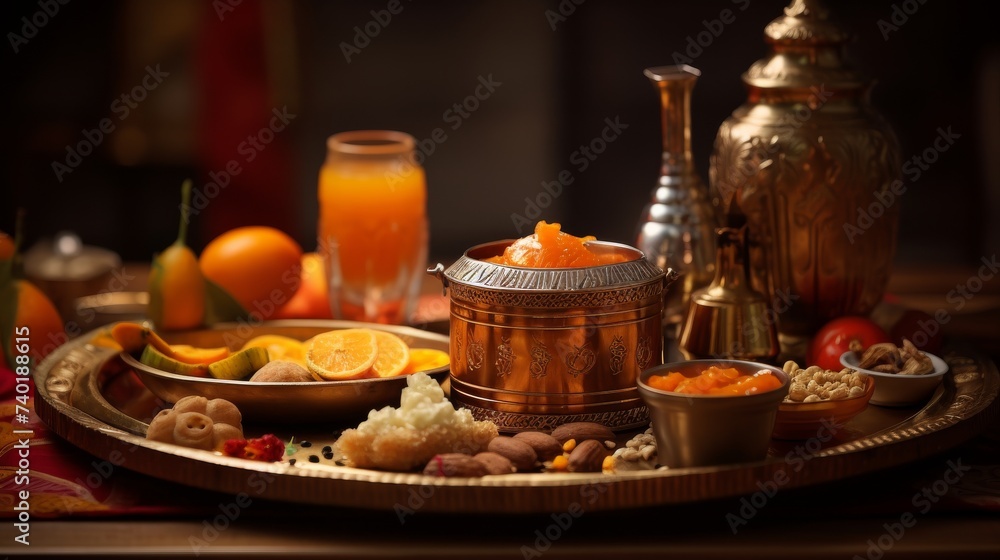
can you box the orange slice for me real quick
[370,330,411,378]
[241,335,307,368]
[305,329,379,380]
[402,348,450,374]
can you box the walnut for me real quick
[858,343,902,370]
[899,340,934,375]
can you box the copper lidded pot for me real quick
[429,241,677,432]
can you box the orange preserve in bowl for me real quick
[486,221,628,268]
[646,365,783,396]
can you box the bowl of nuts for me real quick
[840,339,948,407]
[771,361,876,440]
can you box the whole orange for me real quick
[199,226,303,316]
[272,252,332,319]
[0,232,13,260]
[1,279,65,368]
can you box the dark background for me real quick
[2,0,997,266]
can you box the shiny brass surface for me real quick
[636,65,717,327]
[679,226,779,363]
[709,0,902,336]
[33,324,999,513]
[435,241,674,431]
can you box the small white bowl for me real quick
[840,351,948,407]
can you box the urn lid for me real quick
[437,240,671,292]
[743,0,864,91]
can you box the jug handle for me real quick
[661,267,679,290]
[427,263,448,295]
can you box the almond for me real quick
[487,436,538,472]
[512,431,564,461]
[551,422,615,445]
[473,452,515,475]
[568,439,610,472]
[423,453,489,477]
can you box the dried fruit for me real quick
[423,453,489,477]
[484,221,627,268]
[899,339,934,375]
[222,434,286,462]
[567,439,610,472]
[487,436,538,472]
[512,431,564,461]
[551,422,615,445]
[852,338,936,376]
[858,342,901,370]
[473,452,515,475]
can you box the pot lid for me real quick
[440,240,672,292]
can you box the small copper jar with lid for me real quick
[430,241,676,432]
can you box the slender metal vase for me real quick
[636,65,717,330]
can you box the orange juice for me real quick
[318,131,427,324]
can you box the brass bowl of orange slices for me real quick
[115,320,450,425]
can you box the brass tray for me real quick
[34,321,998,514]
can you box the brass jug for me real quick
[679,224,779,363]
[709,0,902,337]
[636,65,717,329]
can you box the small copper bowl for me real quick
[772,376,876,440]
[430,240,676,432]
[638,360,789,468]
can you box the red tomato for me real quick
[806,316,891,370]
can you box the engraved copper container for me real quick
[430,241,676,432]
[709,0,902,337]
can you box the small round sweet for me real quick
[173,412,215,449]
[171,395,210,414]
[211,422,244,447]
[146,409,179,443]
[205,398,243,427]
[145,396,245,451]
[249,360,315,383]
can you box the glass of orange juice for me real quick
[318,130,427,324]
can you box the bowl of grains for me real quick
[771,361,875,440]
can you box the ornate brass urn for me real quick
[709,0,902,337]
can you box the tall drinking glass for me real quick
[318,130,428,324]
